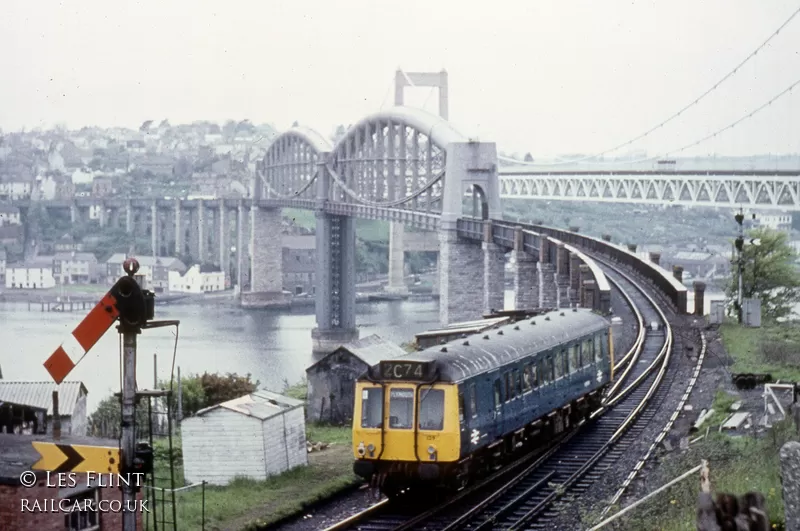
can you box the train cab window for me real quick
[493,380,502,410]
[458,391,465,422]
[596,335,606,362]
[522,365,532,393]
[361,387,384,429]
[388,388,415,429]
[469,383,478,418]
[419,389,445,431]
[570,344,580,372]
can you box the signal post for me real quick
[37,257,180,531]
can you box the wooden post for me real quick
[696,457,770,530]
[52,391,61,441]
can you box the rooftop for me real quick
[308,334,407,370]
[106,254,185,268]
[0,381,87,416]
[191,389,304,421]
[54,252,97,262]
[11,256,55,269]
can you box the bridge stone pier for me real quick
[437,141,503,325]
[242,207,291,309]
[539,238,558,308]
[556,244,571,308]
[511,227,539,310]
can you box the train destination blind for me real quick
[379,360,434,381]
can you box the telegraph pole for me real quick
[734,208,745,324]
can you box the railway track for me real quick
[324,259,679,531]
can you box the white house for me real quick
[5,257,56,289]
[0,205,21,226]
[0,181,32,201]
[168,264,225,293]
[105,254,187,291]
[180,390,307,486]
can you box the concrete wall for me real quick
[181,408,267,486]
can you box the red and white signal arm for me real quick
[44,293,121,384]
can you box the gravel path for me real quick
[265,486,378,531]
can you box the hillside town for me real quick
[0,120,337,297]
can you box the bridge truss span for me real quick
[499,172,800,209]
[257,126,330,200]
[326,107,465,212]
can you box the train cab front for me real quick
[352,360,460,494]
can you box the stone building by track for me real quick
[305,335,406,424]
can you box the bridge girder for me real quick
[257,127,330,200]
[259,107,467,216]
[499,174,800,210]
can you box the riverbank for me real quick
[0,280,437,307]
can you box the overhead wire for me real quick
[559,75,800,167]
[502,4,800,166]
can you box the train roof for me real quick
[369,308,609,383]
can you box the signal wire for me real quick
[503,4,800,166]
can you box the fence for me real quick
[142,481,207,531]
[587,459,787,530]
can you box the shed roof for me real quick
[191,389,304,421]
[367,309,610,382]
[307,334,407,372]
[0,434,118,482]
[0,381,87,416]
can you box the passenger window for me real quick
[469,383,478,418]
[504,373,512,402]
[458,391,465,422]
[545,358,555,382]
[419,389,444,431]
[494,380,502,409]
[522,365,532,392]
[512,369,521,397]
[388,388,414,429]
[530,365,539,388]
[360,387,383,429]
[554,351,564,379]
[584,340,594,366]
[595,336,604,362]
[570,345,580,372]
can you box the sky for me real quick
[1,0,799,158]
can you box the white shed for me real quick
[180,390,307,485]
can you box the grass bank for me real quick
[586,419,797,530]
[719,321,800,382]
[149,423,356,531]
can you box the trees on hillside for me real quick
[727,227,800,321]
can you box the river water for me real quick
[0,289,737,414]
[0,294,511,414]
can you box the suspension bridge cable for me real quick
[503,4,800,166]
[527,76,800,167]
